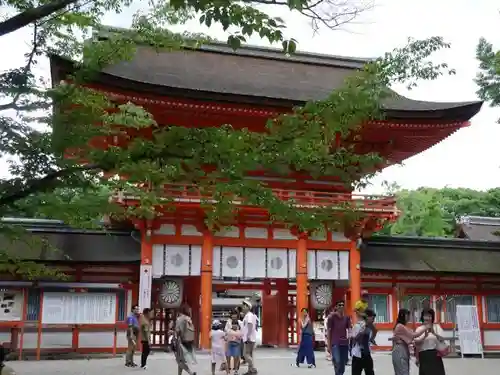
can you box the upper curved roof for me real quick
[50,41,483,122]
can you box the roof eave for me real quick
[49,54,484,122]
[366,235,500,251]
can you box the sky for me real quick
[1,0,500,194]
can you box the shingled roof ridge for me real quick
[94,25,371,70]
[458,215,500,226]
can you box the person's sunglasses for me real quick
[337,303,345,308]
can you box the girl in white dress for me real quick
[211,320,229,375]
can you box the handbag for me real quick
[436,340,450,357]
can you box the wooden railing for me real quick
[117,183,398,215]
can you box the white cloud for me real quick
[1,0,499,193]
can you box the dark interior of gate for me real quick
[148,277,311,348]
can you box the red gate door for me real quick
[150,280,167,348]
[261,293,279,346]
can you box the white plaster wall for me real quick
[79,331,115,348]
[374,329,393,348]
[483,330,500,346]
[20,332,39,349]
[40,332,72,348]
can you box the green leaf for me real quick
[227,35,241,50]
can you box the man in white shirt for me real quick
[241,300,257,374]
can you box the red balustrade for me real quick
[117,183,398,216]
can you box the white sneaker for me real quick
[141,366,147,370]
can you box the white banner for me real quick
[139,264,153,311]
[456,304,484,357]
[42,292,116,324]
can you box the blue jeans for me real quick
[331,344,349,375]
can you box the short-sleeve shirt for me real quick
[242,312,257,342]
[126,314,139,337]
[225,318,243,332]
[327,313,351,346]
[211,329,226,349]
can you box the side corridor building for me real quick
[0,216,500,356]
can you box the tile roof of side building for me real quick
[4,218,500,275]
[49,29,483,122]
[457,215,500,242]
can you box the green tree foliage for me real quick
[379,187,500,237]
[476,37,500,110]
[0,0,456,276]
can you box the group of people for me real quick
[299,293,448,375]
[210,300,258,375]
[125,304,154,369]
[125,293,448,375]
[125,300,259,375]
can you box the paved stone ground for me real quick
[6,349,500,375]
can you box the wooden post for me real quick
[296,233,308,338]
[349,240,361,322]
[36,291,44,361]
[200,230,213,349]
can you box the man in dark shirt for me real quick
[326,300,352,375]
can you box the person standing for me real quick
[227,320,243,375]
[225,310,243,372]
[175,304,197,375]
[211,320,229,375]
[295,308,316,368]
[326,300,351,375]
[323,307,332,361]
[392,308,428,375]
[414,309,446,375]
[125,304,141,367]
[241,300,257,375]
[140,308,153,369]
[351,309,376,375]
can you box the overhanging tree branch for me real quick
[0,0,79,37]
[0,164,102,208]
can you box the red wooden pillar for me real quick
[296,233,308,339]
[349,240,361,322]
[199,231,213,349]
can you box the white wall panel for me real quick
[244,248,266,278]
[152,244,165,278]
[221,246,244,278]
[266,248,289,278]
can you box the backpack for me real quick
[181,317,196,343]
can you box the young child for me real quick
[354,290,377,345]
[211,320,228,375]
[226,322,243,375]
